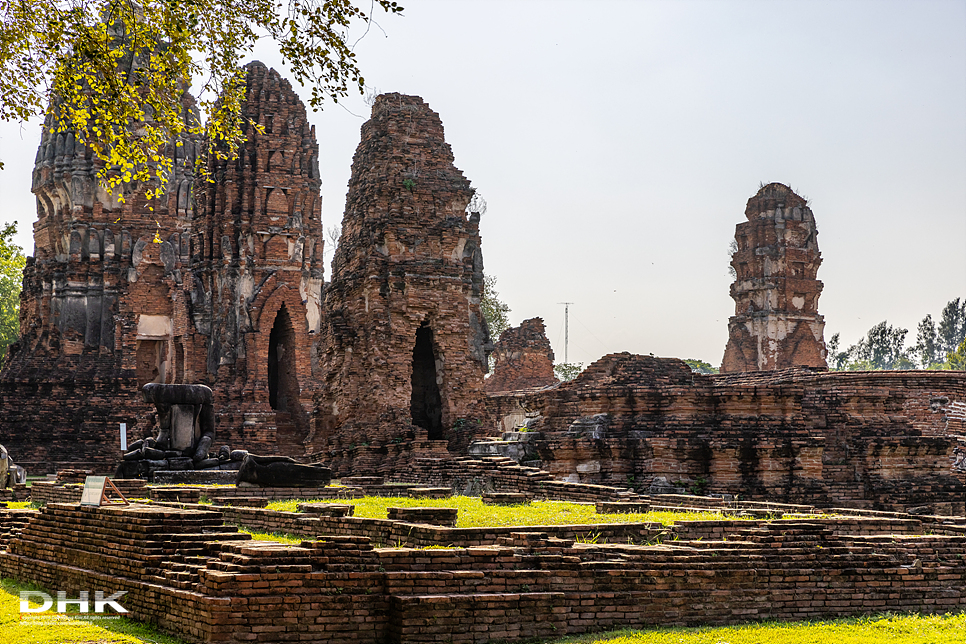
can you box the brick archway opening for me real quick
[411,322,443,440]
[268,304,298,412]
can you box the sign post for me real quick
[80,476,130,507]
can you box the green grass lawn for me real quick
[0,578,186,644]
[265,495,757,528]
[549,612,966,644]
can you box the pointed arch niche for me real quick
[410,321,444,440]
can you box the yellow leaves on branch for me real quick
[0,0,404,205]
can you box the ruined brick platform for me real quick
[2,502,965,643]
[486,354,966,513]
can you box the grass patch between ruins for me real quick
[0,577,187,644]
[266,495,753,528]
[236,528,304,545]
[549,611,966,644]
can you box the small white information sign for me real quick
[80,476,107,506]
[80,476,130,507]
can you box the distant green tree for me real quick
[945,338,966,371]
[554,362,584,382]
[844,321,915,370]
[826,332,850,370]
[684,358,718,374]
[937,298,966,358]
[0,223,26,367]
[914,314,940,369]
[481,274,510,341]
[829,298,965,371]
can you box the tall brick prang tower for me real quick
[0,94,201,469]
[195,62,326,455]
[314,94,492,468]
[721,183,827,373]
[0,63,326,470]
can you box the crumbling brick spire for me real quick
[194,61,326,453]
[484,318,558,393]
[720,183,827,372]
[315,93,491,465]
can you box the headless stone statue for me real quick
[140,383,215,462]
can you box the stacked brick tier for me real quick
[2,503,965,643]
[484,317,557,393]
[722,183,827,372]
[313,93,492,471]
[485,354,966,512]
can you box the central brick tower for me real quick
[721,183,827,373]
[313,94,492,469]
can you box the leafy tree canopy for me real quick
[947,338,966,371]
[684,358,718,374]
[0,222,26,367]
[481,274,510,342]
[553,362,584,382]
[829,297,966,371]
[0,0,402,196]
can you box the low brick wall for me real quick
[670,517,924,541]
[387,507,457,526]
[29,481,361,505]
[0,508,35,550]
[3,503,965,644]
[394,456,646,502]
[0,484,30,502]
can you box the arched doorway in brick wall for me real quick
[411,322,444,440]
[268,304,299,412]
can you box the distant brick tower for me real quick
[720,183,827,373]
[314,94,492,466]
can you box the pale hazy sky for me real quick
[1,0,964,368]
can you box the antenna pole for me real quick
[558,302,574,363]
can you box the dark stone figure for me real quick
[139,383,215,463]
[236,454,332,487]
[116,384,243,480]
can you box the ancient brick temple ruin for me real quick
[0,62,963,516]
[484,317,557,393]
[310,93,492,468]
[485,353,966,513]
[721,183,827,372]
[0,81,494,475]
[0,63,326,470]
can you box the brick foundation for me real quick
[1,502,965,643]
